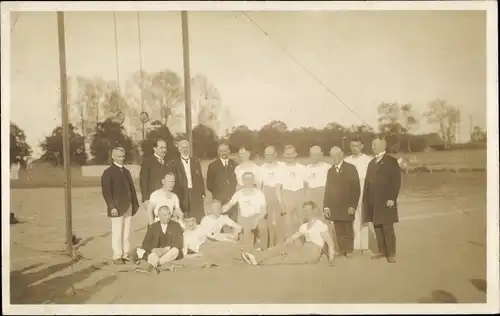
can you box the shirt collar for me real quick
[181,156,190,161]
[335,161,343,169]
[376,151,386,160]
[220,157,228,163]
[154,154,164,161]
[113,162,123,168]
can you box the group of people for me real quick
[101,136,402,273]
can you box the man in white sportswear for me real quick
[147,172,184,227]
[234,147,261,189]
[304,145,331,217]
[241,201,335,266]
[222,172,268,251]
[344,137,373,254]
[259,145,286,246]
[278,145,307,239]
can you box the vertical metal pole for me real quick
[57,12,73,256]
[181,11,193,152]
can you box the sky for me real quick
[9,10,487,155]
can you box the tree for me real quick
[192,124,219,159]
[257,120,288,154]
[141,121,178,161]
[227,125,258,154]
[191,75,224,135]
[425,99,460,149]
[400,103,419,152]
[471,126,487,142]
[40,124,87,166]
[325,122,346,132]
[90,119,137,164]
[10,123,32,168]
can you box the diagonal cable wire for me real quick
[240,12,373,128]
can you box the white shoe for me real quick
[241,251,258,265]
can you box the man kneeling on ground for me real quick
[241,201,335,266]
[135,205,184,273]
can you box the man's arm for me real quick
[101,170,115,211]
[206,162,216,196]
[196,159,206,197]
[222,193,238,214]
[168,223,184,253]
[323,168,333,217]
[349,165,361,209]
[141,225,155,258]
[387,157,402,203]
[320,230,335,261]
[139,160,150,203]
[146,196,156,225]
[284,230,303,245]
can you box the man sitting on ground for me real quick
[183,200,243,255]
[135,205,184,273]
[241,201,335,266]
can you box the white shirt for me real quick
[149,189,182,219]
[230,188,266,217]
[154,153,165,165]
[344,153,373,183]
[234,163,261,187]
[220,158,229,167]
[180,156,193,188]
[280,163,307,191]
[299,219,329,248]
[305,161,331,189]
[161,223,168,234]
[113,162,124,169]
[183,227,206,253]
[260,161,286,187]
[199,214,235,238]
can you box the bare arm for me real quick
[222,199,237,214]
[146,199,156,225]
[284,230,303,245]
[320,230,335,259]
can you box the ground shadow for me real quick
[417,290,458,303]
[11,260,116,304]
[469,278,487,293]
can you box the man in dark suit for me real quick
[135,205,184,273]
[171,139,206,223]
[206,143,238,222]
[139,138,171,204]
[363,138,402,263]
[101,146,140,265]
[323,146,361,258]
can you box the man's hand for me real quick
[151,248,162,257]
[111,208,118,217]
[386,200,395,208]
[347,207,355,215]
[323,207,331,218]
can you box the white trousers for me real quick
[353,196,369,250]
[111,207,132,260]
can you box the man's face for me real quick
[184,217,197,230]
[350,141,363,155]
[372,139,386,155]
[211,202,223,216]
[330,149,344,165]
[158,207,172,224]
[238,150,250,162]
[283,148,297,163]
[178,141,190,157]
[264,147,276,163]
[309,148,323,163]
[112,150,126,165]
[162,174,175,191]
[302,204,315,220]
[218,145,230,159]
[242,173,255,188]
[154,140,167,158]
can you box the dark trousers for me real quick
[333,220,354,254]
[186,189,204,223]
[374,223,396,257]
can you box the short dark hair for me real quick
[153,138,167,148]
[350,136,363,144]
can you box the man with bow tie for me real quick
[139,138,172,205]
[363,138,401,263]
[323,146,360,258]
[101,146,140,265]
[172,139,206,223]
[206,143,238,222]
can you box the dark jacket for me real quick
[101,163,140,217]
[171,156,205,216]
[323,161,361,222]
[362,153,402,225]
[140,220,184,260]
[139,156,172,202]
[206,158,238,204]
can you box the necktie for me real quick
[182,157,189,164]
[158,158,164,165]
[336,166,340,173]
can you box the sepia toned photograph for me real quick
[2,1,498,314]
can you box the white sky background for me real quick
[10,10,487,155]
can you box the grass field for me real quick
[8,172,487,305]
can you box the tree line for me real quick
[10,97,487,167]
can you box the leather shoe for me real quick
[371,253,385,260]
[387,256,396,263]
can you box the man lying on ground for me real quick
[147,172,185,228]
[135,205,184,273]
[240,201,335,266]
[183,200,243,255]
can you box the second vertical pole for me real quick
[181,11,193,152]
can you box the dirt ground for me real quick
[8,172,487,305]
